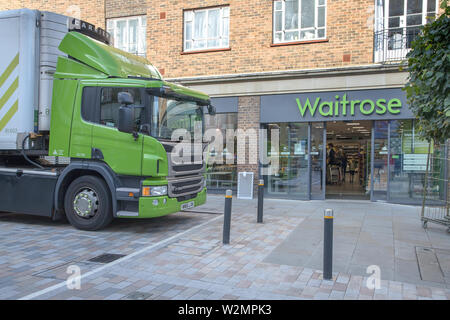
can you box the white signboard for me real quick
[237,172,254,199]
[294,141,306,155]
[403,154,428,171]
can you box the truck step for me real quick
[116,210,139,217]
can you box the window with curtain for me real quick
[273,0,326,44]
[184,6,230,51]
[106,16,147,57]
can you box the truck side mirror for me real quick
[118,106,134,134]
[207,104,216,115]
[118,91,134,105]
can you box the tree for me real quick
[404,0,450,144]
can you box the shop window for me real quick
[389,120,445,203]
[204,113,238,192]
[264,122,310,200]
[107,16,147,57]
[273,0,326,44]
[183,6,230,52]
[371,121,389,200]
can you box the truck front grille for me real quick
[160,141,206,177]
[172,163,204,173]
[167,153,205,177]
[167,176,204,198]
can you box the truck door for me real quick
[91,86,143,176]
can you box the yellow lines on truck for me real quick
[0,53,19,132]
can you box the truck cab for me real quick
[0,10,213,230]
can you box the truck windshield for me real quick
[149,95,204,141]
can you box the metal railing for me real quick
[421,140,450,233]
[374,28,421,63]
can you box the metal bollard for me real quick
[323,208,334,280]
[223,189,233,245]
[257,179,264,223]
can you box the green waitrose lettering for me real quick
[296,95,402,117]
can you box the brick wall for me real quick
[1,1,446,79]
[147,0,375,78]
[0,1,106,28]
[0,1,21,11]
[237,96,261,194]
[105,0,146,19]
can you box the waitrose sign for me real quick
[296,94,402,117]
[260,88,414,123]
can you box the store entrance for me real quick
[325,121,372,200]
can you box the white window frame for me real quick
[374,0,439,62]
[382,0,439,30]
[106,15,147,57]
[273,0,327,44]
[183,6,230,52]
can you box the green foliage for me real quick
[404,1,450,144]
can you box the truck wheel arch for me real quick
[54,161,118,217]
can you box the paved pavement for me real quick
[0,195,449,300]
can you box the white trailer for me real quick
[0,9,72,150]
[0,9,110,151]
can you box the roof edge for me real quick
[167,64,406,84]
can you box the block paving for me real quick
[0,196,449,300]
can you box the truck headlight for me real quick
[142,186,167,197]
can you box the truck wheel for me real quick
[64,175,113,231]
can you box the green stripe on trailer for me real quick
[0,99,18,131]
[0,77,18,112]
[0,53,19,88]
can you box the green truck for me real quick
[0,9,214,230]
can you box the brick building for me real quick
[1,1,447,204]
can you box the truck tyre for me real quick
[64,175,113,231]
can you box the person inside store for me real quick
[327,143,336,165]
[327,143,339,184]
[358,148,365,186]
[349,158,357,184]
[339,149,348,183]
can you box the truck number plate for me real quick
[181,201,194,210]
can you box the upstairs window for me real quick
[184,6,230,52]
[374,0,439,62]
[273,0,326,44]
[383,0,439,41]
[107,16,147,57]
